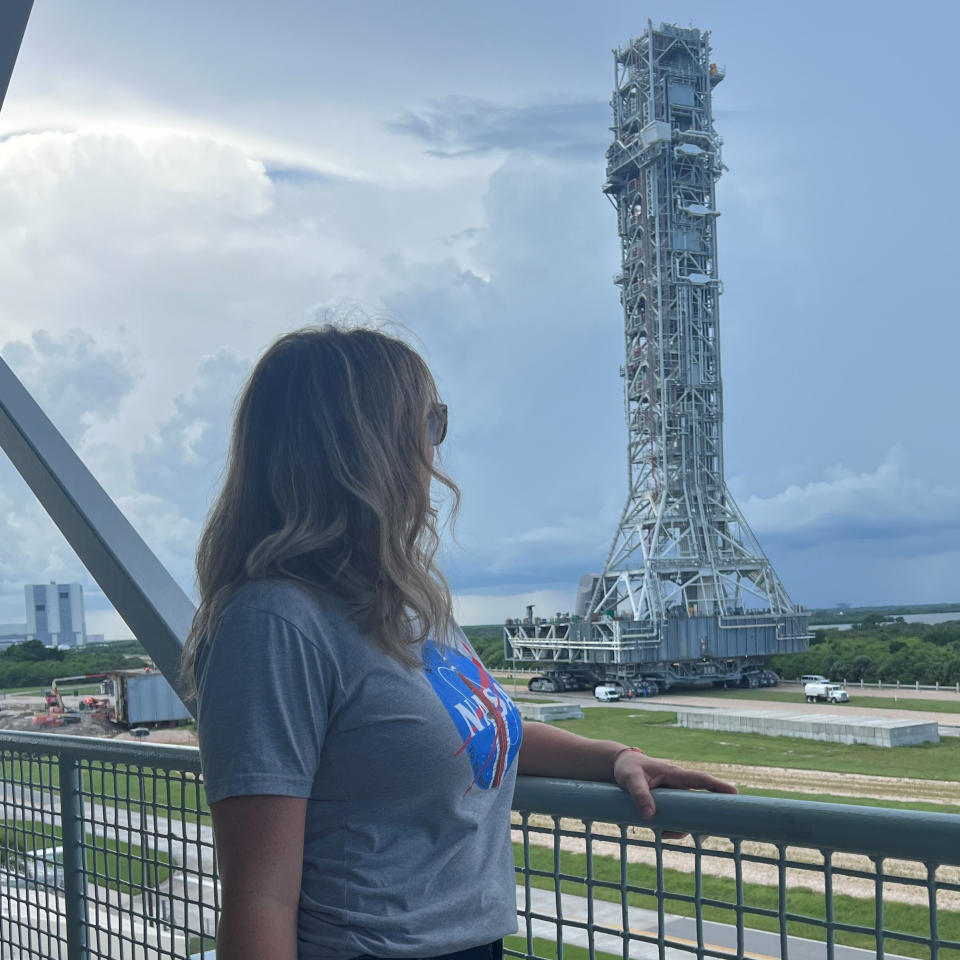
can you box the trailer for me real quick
[53,668,190,726]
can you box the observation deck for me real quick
[1,731,958,958]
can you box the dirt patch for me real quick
[0,707,197,744]
[0,707,117,738]
[682,760,960,806]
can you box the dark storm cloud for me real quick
[264,163,331,185]
[387,96,609,159]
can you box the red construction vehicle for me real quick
[51,668,190,726]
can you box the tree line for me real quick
[770,620,960,685]
[0,639,148,691]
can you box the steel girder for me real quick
[0,2,33,113]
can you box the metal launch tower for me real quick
[505,23,809,691]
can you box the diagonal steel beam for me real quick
[0,0,33,114]
[0,357,198,714]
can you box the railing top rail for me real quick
[0,729,203,772]
[514,776,960,865]
[3,731,958,866]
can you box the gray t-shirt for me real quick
[195,579,523,959]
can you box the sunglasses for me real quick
[427,402,448,446]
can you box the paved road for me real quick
[4,867,910,960]
[789,685,959,702]
[519,886,913,960]
[498,682,960,735]
[644,694,959,733]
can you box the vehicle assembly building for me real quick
[506,22,810,693]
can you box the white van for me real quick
[800,674,829,684]
[594,685,621,702]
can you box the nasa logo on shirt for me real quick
[422,640,523,790]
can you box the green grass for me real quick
[544,708,960,782]
[188,934,216,956]
[1,756,209,822]
[505,936,625,960]
[1,820,172,894]
[676,688,960,714]
[514,842,960,960]
[737,787,960,816]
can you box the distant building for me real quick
[24,582,87,648]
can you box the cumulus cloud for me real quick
[0,124,494,623]
[742,446,960,552]
[0,128,362,363]
[1,329,135,445]
[132,348,248,526]
[378,152,626,600]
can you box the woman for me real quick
[182,325,735,960]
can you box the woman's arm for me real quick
[517,720,736,819]
[210,795,308,960]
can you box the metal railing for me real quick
[784,679,960,695]
[1,732,216,960]
[2,731,959,960]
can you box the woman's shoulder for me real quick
[219,579,355,645]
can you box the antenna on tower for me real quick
[506,22,809,695]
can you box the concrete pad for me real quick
[517,702,584,721]
[675,707,939,747]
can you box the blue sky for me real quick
[0,0,958,635]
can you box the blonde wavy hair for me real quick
[179,325,460,694]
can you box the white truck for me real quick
[804,681,849,704]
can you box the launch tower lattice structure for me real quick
[506,23,808,685]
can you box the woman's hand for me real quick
[612,748,737,836]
